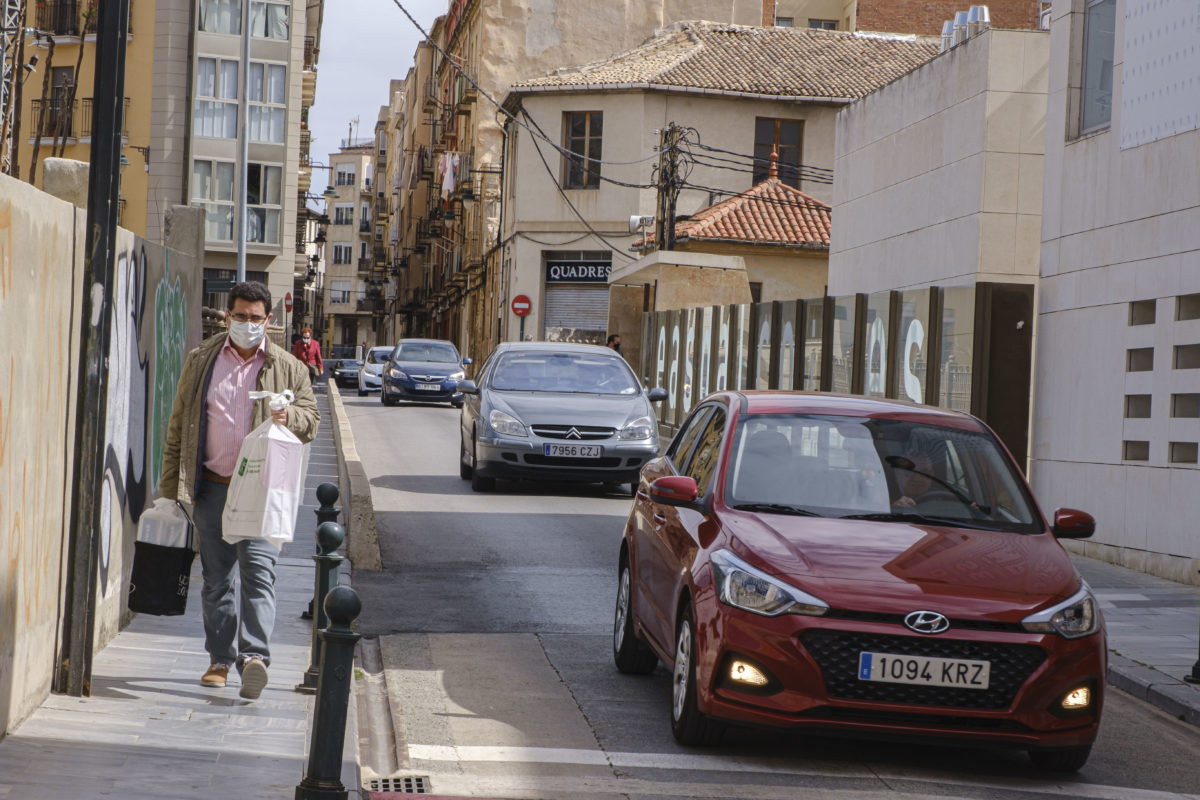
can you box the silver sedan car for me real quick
[457,342,668,492]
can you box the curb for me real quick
[327,382,384,571]
[1108,652,1200,727]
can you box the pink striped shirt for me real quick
[203,337,267,477]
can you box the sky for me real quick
[308,0,444,188]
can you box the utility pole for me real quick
[655,123,682,251]
[57,0,130,697]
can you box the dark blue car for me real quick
[381,338,472,407]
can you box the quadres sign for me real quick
[545,260,612,283]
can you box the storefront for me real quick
[542,250,611,344]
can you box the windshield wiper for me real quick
[840,511,997,530]
[731,503,823,517]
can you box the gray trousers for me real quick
[192,478,279,670]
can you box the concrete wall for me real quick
[1032,0,1200,583]
[830,28,1048,294]
[0,172,202,735]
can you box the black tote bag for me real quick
[127,508,195,616]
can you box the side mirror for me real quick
[457,379,479,395]
[462,356,473,365]
[646,387,668,403]
[649,475,699,509]
[1051,508,1095,539]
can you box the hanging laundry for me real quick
[441,152,459,200]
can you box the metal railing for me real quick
[303,36,317,70]
[357,257,372,272]
[83,0,132,34]
[29,98,74,139]
[358,221,371,233]
[36,0,80,36]
[80,97,131,138]
[299,130,311,167]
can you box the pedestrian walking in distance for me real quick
[159,281,320,700]
[292,326,323,383]
[606,334,622,355]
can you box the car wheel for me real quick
[459,437,473,480]
[670,604,724,746]
[1028,745,1092,772]
[358,387,366,396]
[613,558,658,675]
[381,395,394,407]
[452,401,463,409]
[469,432,495,492]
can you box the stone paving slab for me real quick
[0,390,363,799]
[1073,553,1200,727]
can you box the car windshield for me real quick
[491,351,639,395]
[394,342,460,363]
[366,349,391,364]
[724,413,1041,533]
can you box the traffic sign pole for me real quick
[511,294,531,341]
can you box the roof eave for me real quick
[506,82,856,105]
[676,236,830,250]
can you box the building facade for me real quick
[13,0,152,234]
[321,141,377,356]
[1033,0,1200,582]
[148,0,323,329]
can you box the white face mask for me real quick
[229,319,266,349]
[302,335,311,342]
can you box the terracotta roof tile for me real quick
[668,177,832,248]
[515,21,938,100]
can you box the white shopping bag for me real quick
[221,391,304,549]
[137,497,193,548]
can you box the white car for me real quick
[357,346,393,396]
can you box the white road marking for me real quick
[406,744,1200,800]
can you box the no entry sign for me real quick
[284,291,293,312]
[511,294,531,317]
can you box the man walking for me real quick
[292,326,323,383]
[159,281,320,700]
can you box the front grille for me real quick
[823,608,1026,634]
[800,630,1045,711]
[409,375,447,383]
[530,424,615,440]
[523,455,623,467]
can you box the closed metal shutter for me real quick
[543,284,609,343]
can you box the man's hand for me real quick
[272,406,289,425]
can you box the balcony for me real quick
[29,98,74,140]
[358,220,371,234]
[299,130,311,167]
[303,36,318,70]
[80,97,131,139]
[357,297,386,313]
[361,177,373,196]
[302,36,317,106]
[83,0,133,34]
[422,75,438,112]
[36,0,79,36]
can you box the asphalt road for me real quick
[343,393,1200,800]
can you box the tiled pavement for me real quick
[1073,554,1200,725]
[0,387,361,799]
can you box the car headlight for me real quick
[710,549,828,617]
[387,367,408,379]
[1022,585,1100,639]
[488,409,527,437]
[617,415,656,440]
[448,371,465,382]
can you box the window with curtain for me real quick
[335,166,356,186]
[248,62,286,143]
[191,159,235,241]
[194,57,238,139]
[332,245,353,266]
[246,163,282,244]
[250,1,289,39]
[333,204,353,225]
[562,111,602,189]
[330,280,351,304]
[198,0,242,35]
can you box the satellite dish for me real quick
[628,214,655,234]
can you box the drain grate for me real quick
[364,775,432,794]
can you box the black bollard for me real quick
[295,586,362,800]
[295,522,345,694]
[302,483,341,620]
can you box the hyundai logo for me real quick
[565,427,583,440]
[904,610,950,634]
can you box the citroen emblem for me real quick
[565,427,583,440]
[904,610,950,635]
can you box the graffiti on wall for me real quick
[150,257,188,491]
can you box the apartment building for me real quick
[12,0,151,234]
[321,140,377,355]
[765,0,1044,33]
[148,0,323,326]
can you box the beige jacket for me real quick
[159,333,320,506]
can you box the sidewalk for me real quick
[0,388,360,799]
[1072,552,1200,726]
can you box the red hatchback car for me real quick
[614,392,1104,771]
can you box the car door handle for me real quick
[653,513,667,525]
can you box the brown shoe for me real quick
[202,663,230,687]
